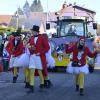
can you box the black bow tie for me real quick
[34,35,39,37]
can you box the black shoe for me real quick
[80,88,84,96]
[44,80,53,88]
[39,84,45,92]
[39,84,45,89]
[25,82,30,88]
[89,66,94,73]
[13,75,18,83]
[76,85,79,91]
[24,78,26,83]
[27,86,34,94]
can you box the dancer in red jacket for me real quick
[66,37,98,95]
[27,25,52,93]
[6,32,23,83]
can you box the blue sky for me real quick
[0,0,100,23]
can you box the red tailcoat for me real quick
[29,34,50,76]
[6,39,23,57]
[66,43,97,66]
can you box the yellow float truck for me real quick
[48,17,97,71]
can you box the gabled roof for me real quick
[0,15,12,25]
[0,23,8,26]
[73,5,96,14]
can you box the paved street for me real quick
[0,69,100,100]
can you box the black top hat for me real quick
[12,32,21,37]
[31,25,39,32]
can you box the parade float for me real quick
[47,3,98,71]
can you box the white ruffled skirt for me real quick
[46,49,55,68]
[66,62,89,74]
[95,54,100,68]
[29,54,42,70]
[46,55,55,68]
[9,53,30,68]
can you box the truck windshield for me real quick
[60,22,84,36]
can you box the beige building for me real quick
[57,2,96,21]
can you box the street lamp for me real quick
[46,0,50,30]
[55,12,60,36]
[15,10,19,30]
[46,0,49,22]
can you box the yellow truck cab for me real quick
[48,16,97,71]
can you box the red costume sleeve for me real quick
[28,36,35,54]
[86,47,97,58]
[66,44,74,53]
[40,35,50,54]
[29,36,34,45]
[14,41,23,57]
[6,41,13,55]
